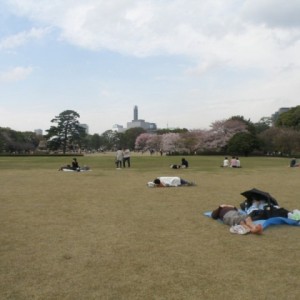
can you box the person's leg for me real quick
[179,178,195,186]
[180,178,188,185]
[127,158,130,167]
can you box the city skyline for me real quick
[1,1,300,134]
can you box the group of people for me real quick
[170,158,189,169]
[115,148,131,169]
[221,156,241,168]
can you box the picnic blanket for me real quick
[61,168,91,172]
[204,211,300,230]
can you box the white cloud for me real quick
[0,66,33,82]
[0,27,51,50]
[5,1,300,70]
[242,0,300,28]
[2,0,300,132]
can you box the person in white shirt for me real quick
[123,148,131,168]
[221,157,229,167]
[147,177,195,187]
[115,149,123,169]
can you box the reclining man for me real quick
[211,204,263,234]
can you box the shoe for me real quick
[230,225,250,235]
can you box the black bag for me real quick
[249,206,289,221]
[263,206,289,219]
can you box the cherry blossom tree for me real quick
[135,133,153,152]
[146,134,162,152]
[179,130,206,154]
[161,133,181,153]
[203,119,248,151]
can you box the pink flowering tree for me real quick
[203,119,248,151]
[135,133,153,152]
[161,133,181,153]
[146,134,162,152]
[179,130,207,153]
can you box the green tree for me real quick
[229,115,256,134]
[101,130,120,150]
[0,127,39,153]
[259,127,300,156]
[227,132,260,156]
[276,106,300,130]
[123,127,146,149]
[254,117,272,134]
[46,110,86,154]
[156,128,189,135]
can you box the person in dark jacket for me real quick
[181,158,189,168]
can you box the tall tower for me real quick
[133,105,138,121]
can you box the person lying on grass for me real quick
[147,177,196,187]
[211,204,263,234]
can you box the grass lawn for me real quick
[1,153,300,300]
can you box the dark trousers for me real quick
[123,157,130,167]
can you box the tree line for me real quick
[1,107,300,156]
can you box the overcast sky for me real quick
[1,0,300,134]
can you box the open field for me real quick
[1,154,300,300]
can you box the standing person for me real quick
[123,148,131,168]
[115,149,123,169]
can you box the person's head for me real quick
[225,157,228,159]
[73,158,77,161]
[154,178,161,185]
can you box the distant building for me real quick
[79,123,89,134]
[34,129,43,136]
[112,124,126,133]
[271,107,291,124]
[126,105,157,131]
[113,105,157,133]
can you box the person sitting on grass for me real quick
[72,158,80,170]
[170,158,189,169]
[289,158,299,167]
[59,158,80,171]
[211,204,263,234]
[148,176,196,187]
[221,157,229,167]
[181,158,189,168]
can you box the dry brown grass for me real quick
[1,154,300,299]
